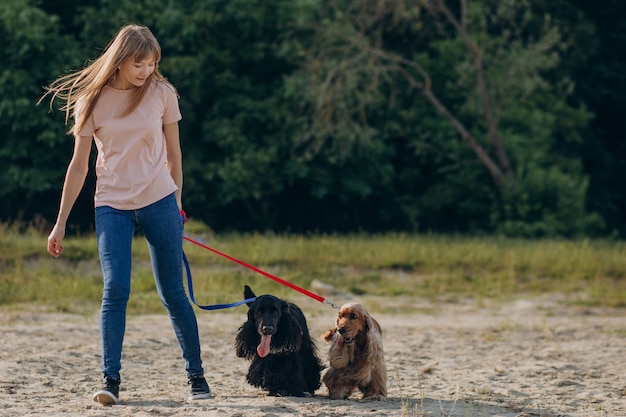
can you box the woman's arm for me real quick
[164,121,183,210]
[47,135,92,257]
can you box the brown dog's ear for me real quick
[321,328,337,342]
[363,310,382,336]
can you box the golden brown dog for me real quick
[320,303,387,401]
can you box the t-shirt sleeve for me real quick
[162,84,182,125]
[76,100,96,137]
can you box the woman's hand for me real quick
[47,225,66,258]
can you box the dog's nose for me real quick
[261,325,274,335]
[338,327,346,335]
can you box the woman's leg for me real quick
[138,194,205,378]
[95,206,136,381]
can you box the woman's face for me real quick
[116,56,156,89]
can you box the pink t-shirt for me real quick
[79,81,182,210]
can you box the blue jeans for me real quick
[95,193,204,380]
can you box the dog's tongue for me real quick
[257,335,272,358]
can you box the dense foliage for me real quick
[1,0,624,237]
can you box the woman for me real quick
[41,24,211,405]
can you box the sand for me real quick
[0,294,624,417]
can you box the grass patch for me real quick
[2,222,626,314]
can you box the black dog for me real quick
[234,285,323,397]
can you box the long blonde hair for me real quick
[40,24,174,136]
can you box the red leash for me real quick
[183,236,339,309]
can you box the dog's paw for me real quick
[360,394,387,402]
[269,390,306,397]
[321,328,337,342]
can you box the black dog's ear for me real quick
[273,302,304,351]
[281,299,290,314]
[244,285,256,306]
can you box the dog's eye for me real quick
[350,313,357,320]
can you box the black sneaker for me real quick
[93,375,120,406]
[188,376,211,400]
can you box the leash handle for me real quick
[182,251,255,310]
[183,236,335,307]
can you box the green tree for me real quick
[1,0,613,236]
[0,0,81,224]
[558,0,626,236]
[285,0,601,236]
[73,0,319,230]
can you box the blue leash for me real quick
[182,251,256,310]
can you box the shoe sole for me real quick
[93,390,119,406]
[188,392,212,401]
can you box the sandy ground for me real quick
[1,294,625,417]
